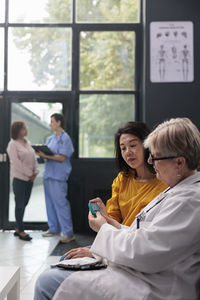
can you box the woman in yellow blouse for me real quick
[92,121,167,226]
[106,173,166,226]
[63,122,167,259]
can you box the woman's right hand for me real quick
[103,214,121,229]
[29,172,37,182]
[89,197,108,216]
[64,247,93,260]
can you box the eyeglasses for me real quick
[149,153,178,165]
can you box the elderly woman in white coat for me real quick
[35,117,200,300]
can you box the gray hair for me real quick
[144,118,200,170]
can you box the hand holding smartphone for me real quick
[88,202,102,217]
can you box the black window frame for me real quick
[1,0,143,157]
[0,0,143,230]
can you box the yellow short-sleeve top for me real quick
[106,172,167,226]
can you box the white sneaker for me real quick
[42,231,60,237]
[60,235,75,243]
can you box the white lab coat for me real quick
[53,172,200,300]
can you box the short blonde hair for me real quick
[144,118,200,170]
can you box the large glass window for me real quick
[9,0,72,23]
[0,0,141,229]
[79,94,135,157]
[9,102,62,222]
[8,27,72,91]
[0,0,5,23]
[76,0,140,23]
[0,29,4,90]
[80,31,135,90]
[5,0,139,158]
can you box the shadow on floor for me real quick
[50,233,96,256]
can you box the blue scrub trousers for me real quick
[34,267,73,300]
[44,178,73,236]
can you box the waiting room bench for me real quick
[0,266,20,300]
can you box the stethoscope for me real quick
[136,187,171,229]
[136,179,200,229]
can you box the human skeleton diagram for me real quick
[158,45,167,81]
[181,44,190,81]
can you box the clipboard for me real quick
[32,144,54,155]
[55,261,107,271]
[51,257,107,271]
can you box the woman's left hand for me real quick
[64,247,93,260]
[88,211,107,232]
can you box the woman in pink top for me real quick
[7,121,38,241]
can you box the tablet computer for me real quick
[32,144,54,155]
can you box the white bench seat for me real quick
[0,266,20,300]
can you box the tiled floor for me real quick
[0,230,60,300]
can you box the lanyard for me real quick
[136,187,171,229]
[54,131,64,154]
[136,179,200,229]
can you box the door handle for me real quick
[0,153,7,162]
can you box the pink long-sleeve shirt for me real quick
[7,139,39,181]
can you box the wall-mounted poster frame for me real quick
[150,21,194,83]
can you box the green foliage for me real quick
[76,0,139,23]
[45,0,72,22]
[12,27,71,89]
[80,31,135,90]
[79,94,135,157]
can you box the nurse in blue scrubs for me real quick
[36,113,74,243]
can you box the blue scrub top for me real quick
[43,131,74,181]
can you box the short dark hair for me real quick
[51,113,65,128]
[115,121,155,176]
[10,121,25,140]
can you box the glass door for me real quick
[8,101,63,225]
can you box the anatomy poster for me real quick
[150,21,194,82]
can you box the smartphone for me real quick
[88,202,102,217]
